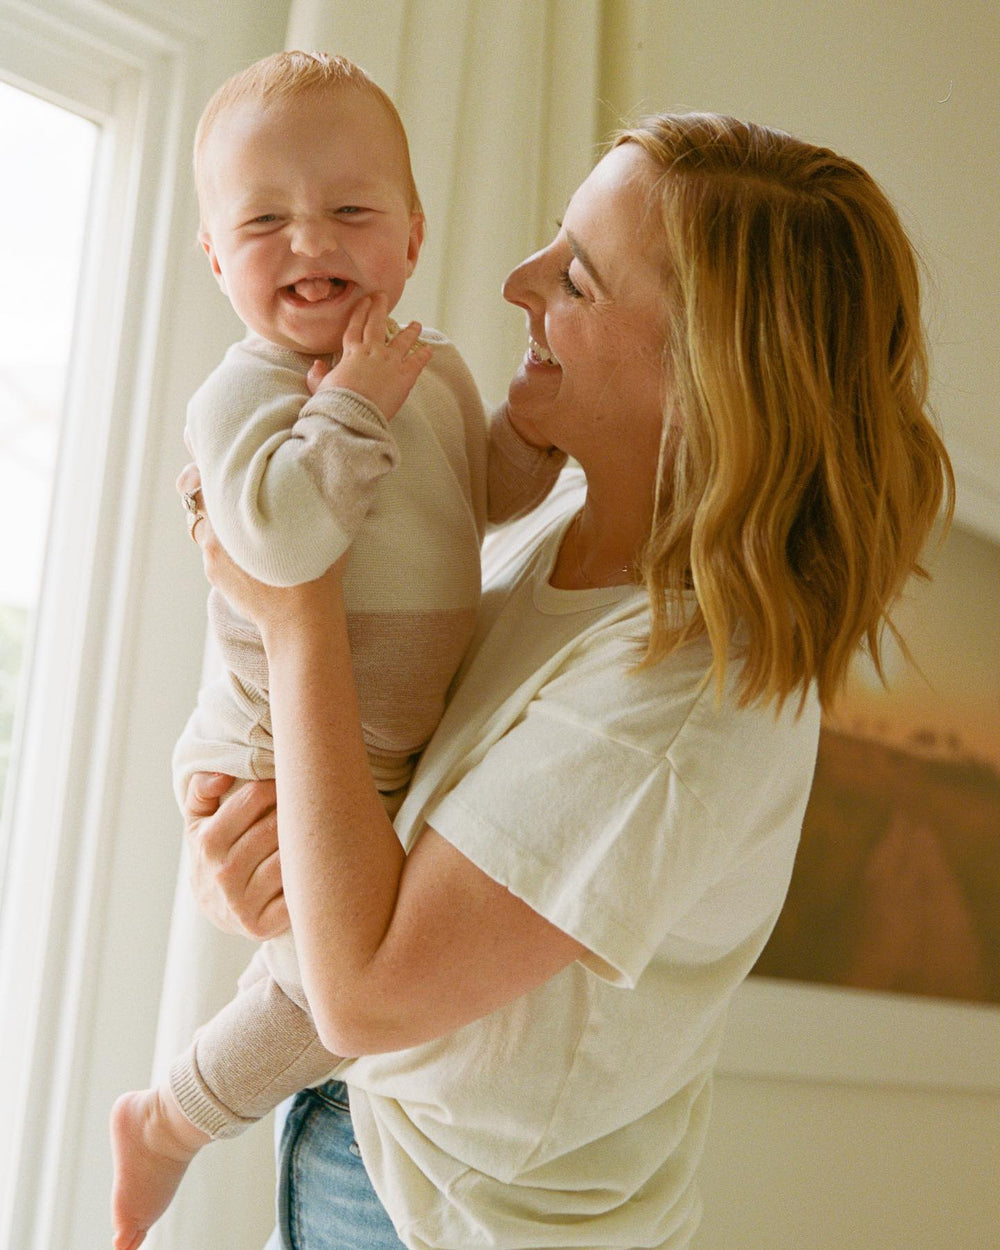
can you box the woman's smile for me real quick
[527,336,560,366]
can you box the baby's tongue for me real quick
[294,277,334,302]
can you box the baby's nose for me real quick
[289,217,339,257]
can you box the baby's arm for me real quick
[486,402,568,524]
[187,297,431,587]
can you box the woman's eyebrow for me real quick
[565,230,609,294]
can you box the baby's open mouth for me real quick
[287,277,349,302]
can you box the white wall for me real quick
[700,1068,1000,1248]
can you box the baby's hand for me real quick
[314,293,433,420]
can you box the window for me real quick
[0,2,289,1243]
[0,82,97,857]
[0,4,211,1243]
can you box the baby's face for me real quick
[198,89,423,357]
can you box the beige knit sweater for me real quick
[169,329,564,1138]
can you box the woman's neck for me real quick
[549,482,651,591]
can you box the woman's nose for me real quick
[502,249,543,310]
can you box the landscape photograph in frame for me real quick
[754,520,1000,1007]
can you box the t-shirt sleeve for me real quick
[424,684,724,989]
[186,343,399,586]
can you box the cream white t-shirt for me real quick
[342,471,821,1249]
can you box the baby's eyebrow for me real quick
[565,230,608,295]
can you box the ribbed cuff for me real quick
[168,1044,258,1141]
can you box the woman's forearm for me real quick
[260,585,406,1054]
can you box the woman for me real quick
[182,114,951,1248]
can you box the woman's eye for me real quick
[337,206,364,216]
[250,214,278,225]
[559,266,584,299]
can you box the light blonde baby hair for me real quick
[618,113,953,712]
[194,50,422,217]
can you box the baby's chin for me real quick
[265,320,348,360]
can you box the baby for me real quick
[110,50,562,1249]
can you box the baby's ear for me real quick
[406,213,425,278]
[198,231,227,293]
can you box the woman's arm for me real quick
[263,571,584,1055]
[187,505,584,1057]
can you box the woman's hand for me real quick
[183,771,288,940]
[176,462,344,638]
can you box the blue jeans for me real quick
[264,1080,406,1249]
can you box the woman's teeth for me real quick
[529,337,559,365]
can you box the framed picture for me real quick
[721,511,1000,1091]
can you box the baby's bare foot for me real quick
[110,1084,210,1250]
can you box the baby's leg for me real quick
[169,941,342,1137]
[109,1082,210,1250]
[109,947,338,1247]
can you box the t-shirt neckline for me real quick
[532,511,642,616]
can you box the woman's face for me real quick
[502,143,670,473]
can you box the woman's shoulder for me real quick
[535,577,819,775]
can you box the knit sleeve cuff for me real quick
[168,1044,258,1141]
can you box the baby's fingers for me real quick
[361,291,391,346]
[389,319,425,357]
[404,341,435,376]
[306,358,331,395]
[342,295,374,347]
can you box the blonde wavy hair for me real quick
[194,50,422,217]
[620,113,953,711]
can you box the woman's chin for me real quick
[507,362,561,423]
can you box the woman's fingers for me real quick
[176,462,201,498]
[244,845,290,937]
[185,771,234,819]
[215,812,288,940]
[184,777,288,939]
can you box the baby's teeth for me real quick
[294,278,333,301]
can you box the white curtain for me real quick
[148,3,611,1245]
[147,644,277,1250]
